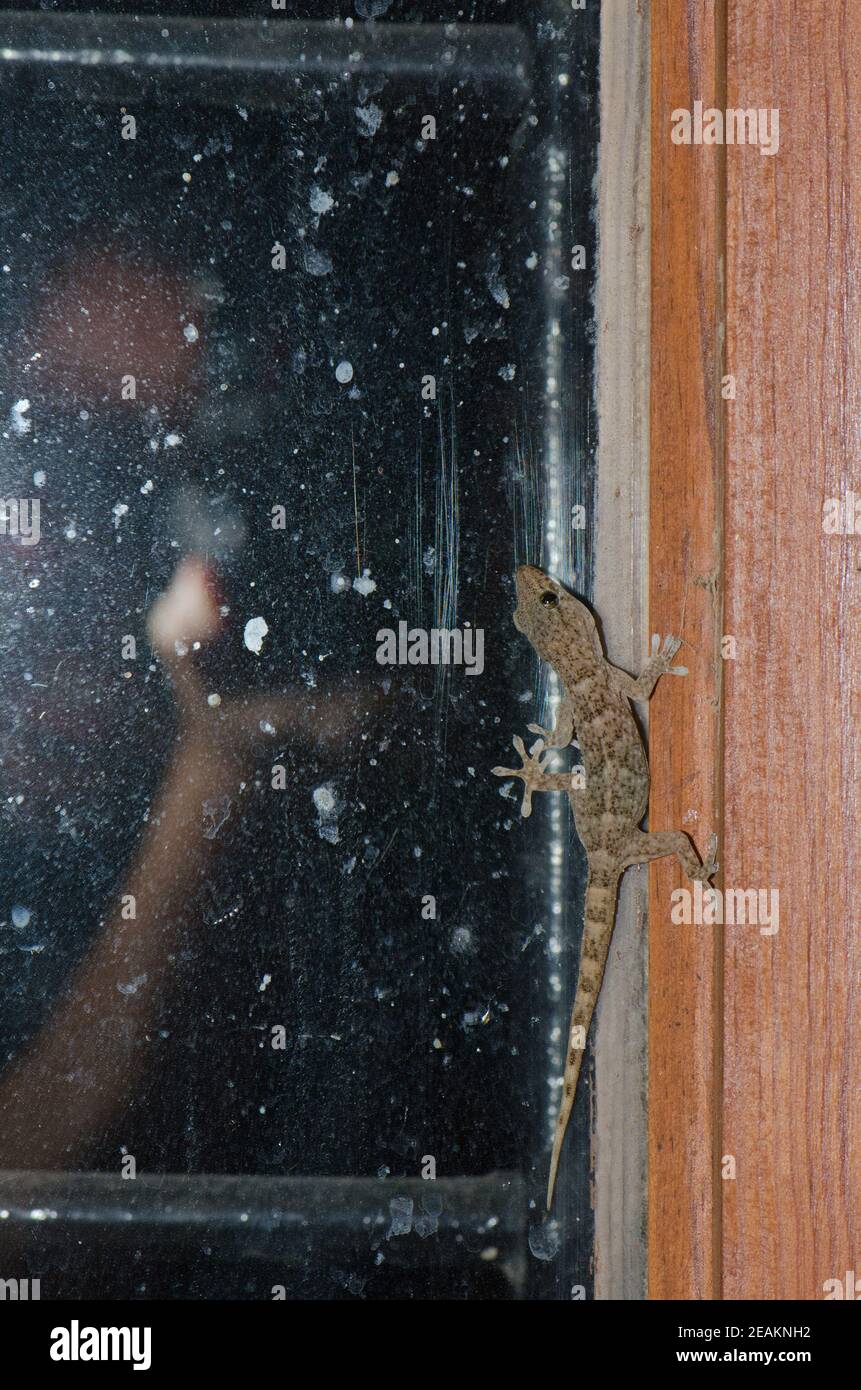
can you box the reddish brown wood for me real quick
[651,0,861,1300]
[649,0,725,1300]
[722,0,861,1301]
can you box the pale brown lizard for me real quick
[493,564,718,1210]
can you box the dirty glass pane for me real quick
[0,1,597,1300]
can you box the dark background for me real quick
[0,0,598,1298]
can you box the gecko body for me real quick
[493,565,717,1209]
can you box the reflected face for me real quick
[20,249,206,411]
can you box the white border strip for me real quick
[593,0,651,1302]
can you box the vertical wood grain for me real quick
[651,0,861,1299]
[723,0,861,1300]
[649,0,725,1299]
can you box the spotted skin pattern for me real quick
[493,565,718,1210]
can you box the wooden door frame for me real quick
[649,0,725,1300]
[649,0,860,1300]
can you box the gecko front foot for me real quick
[492,735,554,818]
[651,632,688,677]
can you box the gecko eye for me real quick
[540,591,559,607]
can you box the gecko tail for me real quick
[546,870,621,1211]
[546,1087,578,1211]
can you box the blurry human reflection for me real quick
[0,555,374,1169]
[0,242,376,1170]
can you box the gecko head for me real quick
[513,565,597,656]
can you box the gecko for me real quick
[492,564,718,1210]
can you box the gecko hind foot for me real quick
[652,632,688,677]
[690,832,719,881]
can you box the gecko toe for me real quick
[527,722,552,740]
[696,835,719,879]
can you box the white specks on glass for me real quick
[386,1196,413,1239]
[117,974,148,997]
[355,103,383,138]
[352,570,376,595]
[309,185,334,214]
[528,1222,561,1261]
[312,782,340,844]
[10,398,31,435]
[243,616,269,654]
[202,796,232,841]
[486,263,510,308]
[451,925,474,955]
[303,247,333,276]
[312,785,337,817]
